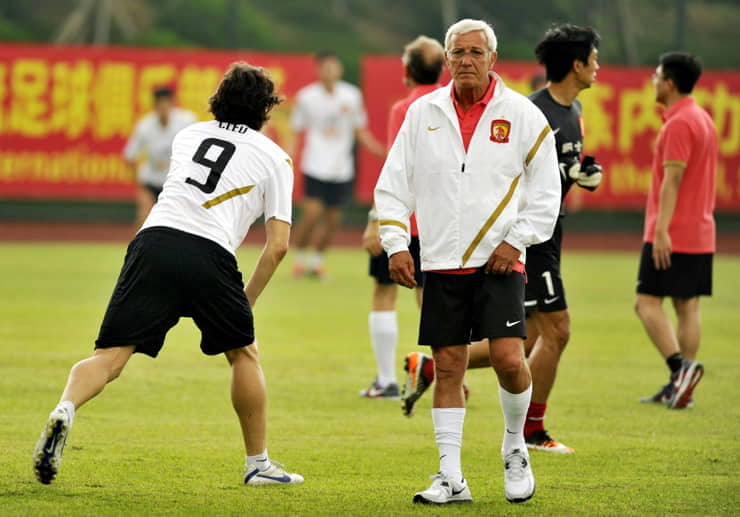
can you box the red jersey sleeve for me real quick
[386,101,405,150]
[661,119,692,167]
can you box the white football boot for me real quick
[33,405,74,484]
[244,460,304,486]
[503,448,535,503]
[413,472,472,504]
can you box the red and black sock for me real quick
[524,402,547,438]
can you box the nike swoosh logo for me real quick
[506,428,517,434]
[256,473,293,483]
[506,320,521,327]
[552,127,560,135]
[427,126,440,131]
[451,487,466,496]
[544,296,560,304]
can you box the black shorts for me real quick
[637,242,713,298]
[419,269,526,347]
[304,175,353,207]
[525,221,567,315]
[142,183,163,199]
[369,236,424,287]
[95,227,254,358]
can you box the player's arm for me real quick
[652,164,685,270]
[244,217,290,308]
[355,127,386,158]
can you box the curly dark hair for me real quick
[209,62,281,130]
[534,24,600,83]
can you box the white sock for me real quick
[432,408,465,479]
[309,251,323,269]
[369,310,398,387]
[246,449,271,471]
[58,400,76,421]
[498,383,532,455]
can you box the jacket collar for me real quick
[429,72,508,135]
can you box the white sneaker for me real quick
[413,472,472,504]
[503,448,535,503]
[33,405,73,484]
[244,461,304,486]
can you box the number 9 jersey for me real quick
[141,120,294,255]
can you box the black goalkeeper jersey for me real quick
[528,88,584,209]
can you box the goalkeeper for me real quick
[402,24,603,455]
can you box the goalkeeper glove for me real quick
[568,155,602,191]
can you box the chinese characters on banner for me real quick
[1,45,738,212]
[0,44,315,200]
[358,57,740,212]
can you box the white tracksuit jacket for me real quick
[374,76,561,271]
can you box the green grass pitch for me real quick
[0,242,738,516]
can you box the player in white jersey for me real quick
[123,86,197,227]
[33,63,303,487]
[290,51,385,278]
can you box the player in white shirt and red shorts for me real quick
[33,62,303,487]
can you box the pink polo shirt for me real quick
[643,97,718,253]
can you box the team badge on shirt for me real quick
[490,119,511,143]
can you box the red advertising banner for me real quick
[359,57,740,212]
[0,44,314,200]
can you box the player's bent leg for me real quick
[527,310,570,403]
[225,344,267,456]
[61,345,136,408]
[523,317,540,358]
[34,345,135,484]
[525,310,574,453]
[225,344,304,486]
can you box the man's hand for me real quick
[485,241,521,275]
[652,230,672,270]
[569,155,602,191]
[362,220,383,256]
[389,251,417,288]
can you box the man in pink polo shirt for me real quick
[635,52,717,410]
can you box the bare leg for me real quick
[467,340,490,368]
[292,197,325,251]
[489,337,531,393]
[672,297,701,360]
[225,345,267,456]
[523,316,540,358]
[527,310,570,403]
[372,282,397,311]
[315,206,343,252]
[135,186,156,229]
[431,345,468,408]
[635,294,680,359]
[61,346,136,408]
[415,286,423,309]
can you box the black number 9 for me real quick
[186,138,236,194]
